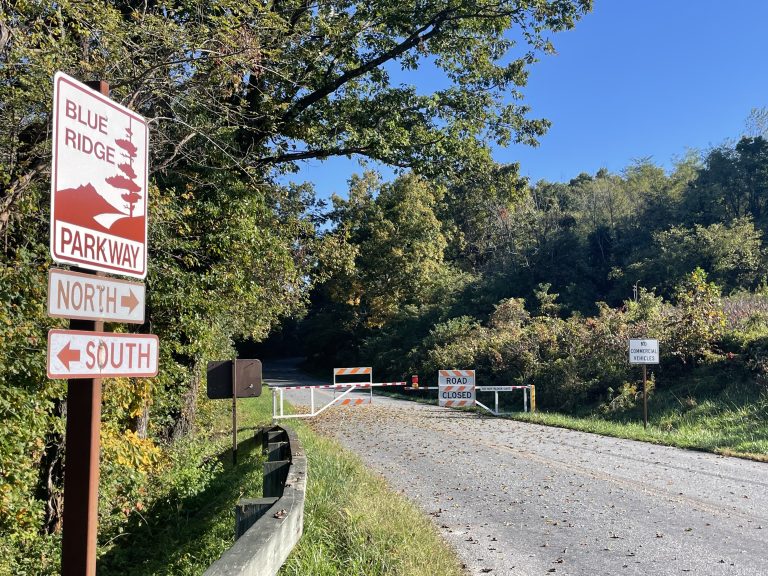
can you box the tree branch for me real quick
[276,9,454,129]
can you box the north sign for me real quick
[50,72,149,278]
[47,329,159,379]
[48,268,145,324]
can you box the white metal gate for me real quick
[272,367,405,420]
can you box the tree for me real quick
[322,172,452,327]
[684,137,768,229]
[626,218,765,297]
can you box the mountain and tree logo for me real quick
[54,117,146,243]
[106,119,142,218]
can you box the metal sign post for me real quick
[232,360,238,465]
[59,79,109,576]
[206,359,263,465]
[643,364,648,428]
[48,76,154,575]
[629,338,660,429]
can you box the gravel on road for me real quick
[265,365,768,576]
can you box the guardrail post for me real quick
[530,385,536,413]
[263,461,290,497]
[268,441,289,461]
[235,497,280,539]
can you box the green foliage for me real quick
[683,137,768,229]
[669,269,726,364]
[628,218,765,294]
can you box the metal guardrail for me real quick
[204,425,306,576]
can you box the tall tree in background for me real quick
[684,137,768,229]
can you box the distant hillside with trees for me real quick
[300,132,768,420]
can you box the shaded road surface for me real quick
[264,361,768,576]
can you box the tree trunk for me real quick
[35,399,66,535]
[172,366,201,441]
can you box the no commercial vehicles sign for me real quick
[48,268,145,323]
[438,369,476,407]
[50,72,149,278]
[629,338,659,365]
[47,329,159,379]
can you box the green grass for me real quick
[505,376,768,461]
[99,390,465,575]
[98,397,271,575]
[279,422,464,576]
[380,367,768,461]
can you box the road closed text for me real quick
[440,390,474,399]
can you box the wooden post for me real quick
[60,79,110,576]
[232,360,238,466]
[643,364,648,429]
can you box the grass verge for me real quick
[500,375,768,461]
[276,402,465,576]
[99,389,466,575]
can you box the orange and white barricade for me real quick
[407,369,535,415]
[438,369,476,407]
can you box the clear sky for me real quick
[286,1,768,199]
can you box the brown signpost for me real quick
[207,359,263,464]
[48,74,152,575]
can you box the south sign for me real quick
[47,330,159,379]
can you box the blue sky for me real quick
[287,1,768,199]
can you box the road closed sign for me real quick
[438,369,476,407]
[629,339,659,365]
[47,329,159,379]
[50,72,149,278]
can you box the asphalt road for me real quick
[264,361,768,576]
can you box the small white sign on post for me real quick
[438,369,476,407]
[629,338,659,365]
